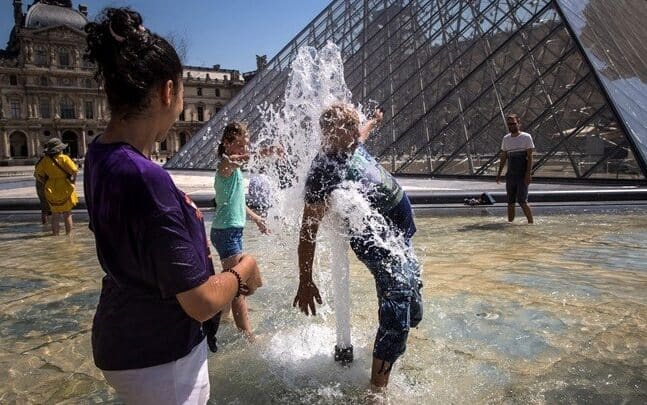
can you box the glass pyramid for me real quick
[167,0,647,182]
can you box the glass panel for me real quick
[557,0,647,169]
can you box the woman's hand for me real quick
[176,254,262,322]
[293,279,323,316]
[236,254,262,296]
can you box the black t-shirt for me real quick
[305,145,416,260]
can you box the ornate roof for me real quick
[24,1,87,31]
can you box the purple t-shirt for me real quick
[84,140,214,370]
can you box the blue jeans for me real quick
[210,227,244,260]
[356,243,423,364]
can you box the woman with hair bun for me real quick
[82,8,262,404]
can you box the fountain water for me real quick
[329,216,353,364]
[245,42,421,368]
[247,42,361,363]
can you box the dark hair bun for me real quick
[84,8,145,70]
[84,7,182,119]
[105,8,144,42]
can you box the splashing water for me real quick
[248,42,358,352]
[244,42,418,368]
[248,42,354,232]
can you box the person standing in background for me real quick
[496,113,535,224]
[34,138,78,235]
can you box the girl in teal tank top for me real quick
[210,121,269,340]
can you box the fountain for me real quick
[245,42,424,369]
[1,43,646,405]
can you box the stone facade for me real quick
[0,0,244,166]
[166,65,243,162]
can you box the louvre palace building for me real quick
[0,0,244,165]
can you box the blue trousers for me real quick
[356,243,423,364]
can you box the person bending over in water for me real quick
[294,104,423,388]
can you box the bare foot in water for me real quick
[365,387,389,405]
[242,329,255,343]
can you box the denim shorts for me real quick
[210,227,244,260]
[357,243,423,364]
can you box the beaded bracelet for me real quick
[223,268,243,297]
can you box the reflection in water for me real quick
[456,222,509,232]
[0,210,646,403]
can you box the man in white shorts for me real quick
[496,113,534,224]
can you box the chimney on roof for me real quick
[256,54,267,70]
[78,4,88,16]
[13,0,23,27]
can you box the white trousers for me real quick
[103,339,210,405]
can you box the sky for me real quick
[0,0,330,72]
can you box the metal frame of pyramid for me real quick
[166,0,647,183]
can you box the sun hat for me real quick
[43,138,68,154]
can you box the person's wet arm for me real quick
[294,201,327,315]
[358,108,384,144]
[246,205,269,234]
[177,255,261,322]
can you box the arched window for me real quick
[179,109,185,121]
[9,131,28,158]
[197,87,203,96]
[215,88,221,97]
[160,140,168,151]
[40,76,48,86]
[85,78,93,88]
[59,49,70,67]
[9,75,18,86]
[197,105,204,121]
[60,97,75,119]
[35,48,48,66]
[179,132,188,146]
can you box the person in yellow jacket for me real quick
[34,138,79,235]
